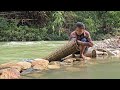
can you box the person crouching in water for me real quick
[70,22,94,60]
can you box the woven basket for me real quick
[43,41,79,61]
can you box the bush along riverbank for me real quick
[0,11,120,41]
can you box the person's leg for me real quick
[72,38,88,59]
[79,45,86,58]
[79,38,89,59]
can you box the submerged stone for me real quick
[20,68,38,75]
[48,65,60,69]
[65,67,81,72]
[31,59,49,70]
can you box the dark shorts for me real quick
[74,37,88,54]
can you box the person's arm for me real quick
[87,34,94,47]
[71,37,77,41]
[70,32,77,42]
[77,33,93,47]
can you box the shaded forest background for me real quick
[0,11,120,41]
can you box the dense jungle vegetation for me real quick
[0,11,120,41]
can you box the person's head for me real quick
[75,22,85,35]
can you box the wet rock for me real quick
[112,50,120,55]
[60,62,73,66]
[0,61,31,71]
[31,59,49,70]
[10,65,22,72]
[0,62,19,69]
[65,67,81,72]
[0,68,20,79]
[49,61,60,66]
[48,65,60,69]
[17,62,31,70]
[73,61,81,65]
[20,68,37,75]
[33,65,46,70]
[63,58,76,63]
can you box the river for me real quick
[0,41,120,79]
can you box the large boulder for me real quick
[0,62,19,69]
[0,68,20,79]
[0,61,31,71]
[31,58,49,70]
[16,62,31,70]
[10,65,22,72]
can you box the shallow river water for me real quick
[21,57,120,79]
[0,41,120,79]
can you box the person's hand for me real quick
[77,40,84,46]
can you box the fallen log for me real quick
[43,41,80,61]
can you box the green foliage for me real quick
[0,11,120,41]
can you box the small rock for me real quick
[48,65,60,69]
[49,61,60,66]
[63,58,76,63]
[31,59,49,70]
[33,65,45,70]
[60,62,73,66]
[17,62,31,70]
[0,68,20,79]
[73,61,81,65]
[65,67,80,72]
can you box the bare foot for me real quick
[80,54,91,60]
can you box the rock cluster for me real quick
[0,58,62,79]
